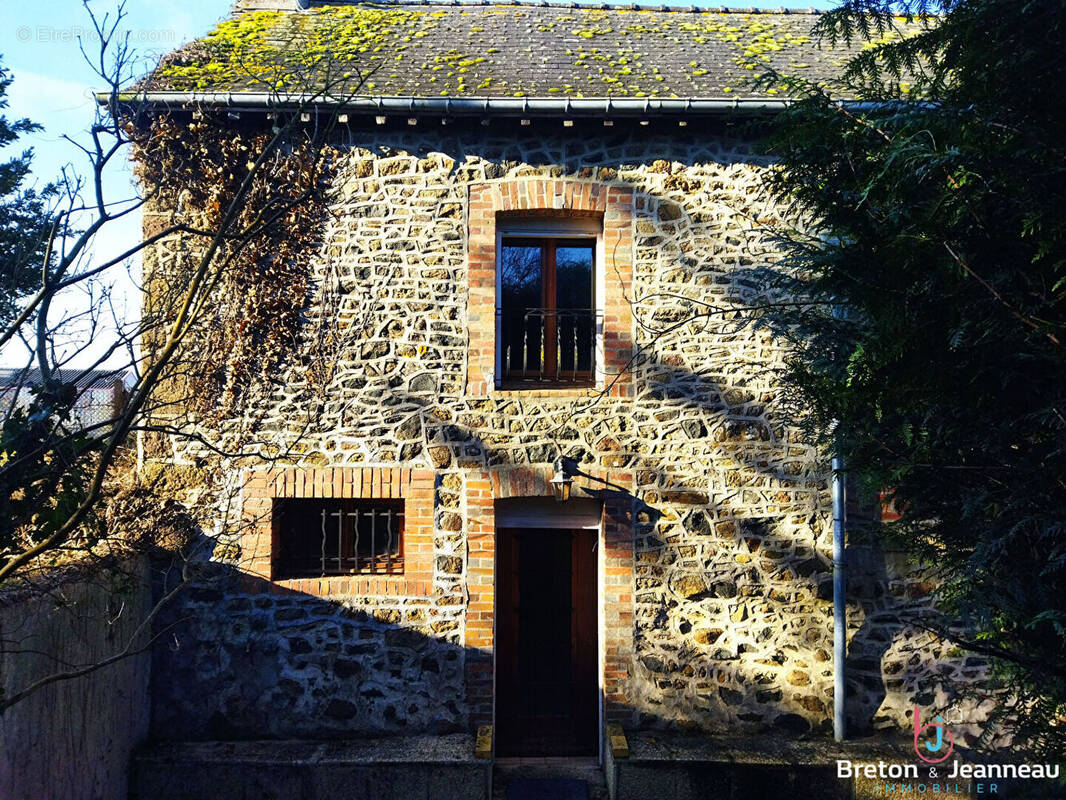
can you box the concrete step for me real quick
[494,758,609,800]
[131,735,490,800]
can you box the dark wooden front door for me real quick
[496,528,598,757]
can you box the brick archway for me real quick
[465,178,635,397]
[463,465,636,738]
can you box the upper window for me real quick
[497,227,599,387]
[274,499,404,579]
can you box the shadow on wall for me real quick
[151,556,467,740]
[844,543,905,737]
[149,532,912,746]
[147,125,972,742]
[149,366,943,742]
[147,549,743,742]
[0,560,153,800]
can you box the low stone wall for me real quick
[604,730,1031,800]
[0,561,152,800]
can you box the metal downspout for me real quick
[832,455,847,742]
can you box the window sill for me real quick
[493,384,599,398]
[243,574,433,598]
[498,378,595,389]
[482,380,633,399]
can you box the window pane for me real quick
[555,244,593,310]
[501,242,543,375]
[555,243,594,374]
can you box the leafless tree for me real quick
[0,1,369,711]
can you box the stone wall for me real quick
[145,123,988,743]
[152,576,467,739]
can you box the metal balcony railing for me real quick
[498,308,600,385]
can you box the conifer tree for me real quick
[757,0,1066,754]
[0,58,57,326]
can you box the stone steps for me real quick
[493,758,609,800]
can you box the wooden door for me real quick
[496,528,598,756]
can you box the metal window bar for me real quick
[499,308,600,385]
[321,508,328,577]
[296,503,403,577]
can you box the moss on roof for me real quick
[149,3,906,99]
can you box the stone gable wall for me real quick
[145,125,988,743]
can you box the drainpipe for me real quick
[832,455,847,742]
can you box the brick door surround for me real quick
[464,465,636,739]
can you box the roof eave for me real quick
[100,90,818,117]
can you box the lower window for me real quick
[274,499,405,578]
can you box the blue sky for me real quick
[2,2,228,218]
[0,0,837,367]
[0,2,228,367]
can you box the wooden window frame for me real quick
[466,179,634,399]
[498,235,597,387]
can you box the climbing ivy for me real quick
[135,114,339,420]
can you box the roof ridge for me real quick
[238,0,827,14]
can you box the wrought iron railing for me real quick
[498,308,600,385]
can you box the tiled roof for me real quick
[147,1,890,100]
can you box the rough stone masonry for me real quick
[145,124,994,744]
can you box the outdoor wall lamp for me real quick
[550,457,573,503]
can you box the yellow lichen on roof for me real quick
[149,4,908,99]
[157,6,444,91]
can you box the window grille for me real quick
[275,499,404,578]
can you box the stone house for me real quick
[131,0,987,776]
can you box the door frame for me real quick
[492,503,604,762]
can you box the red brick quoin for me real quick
[464,466,636,731]
[466,178,635,398]
[239,467,435,597]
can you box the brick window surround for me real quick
[467,179,635,398]
[240,468,435,597]
[464,466,636,732]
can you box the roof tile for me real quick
[150,2,898,99]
